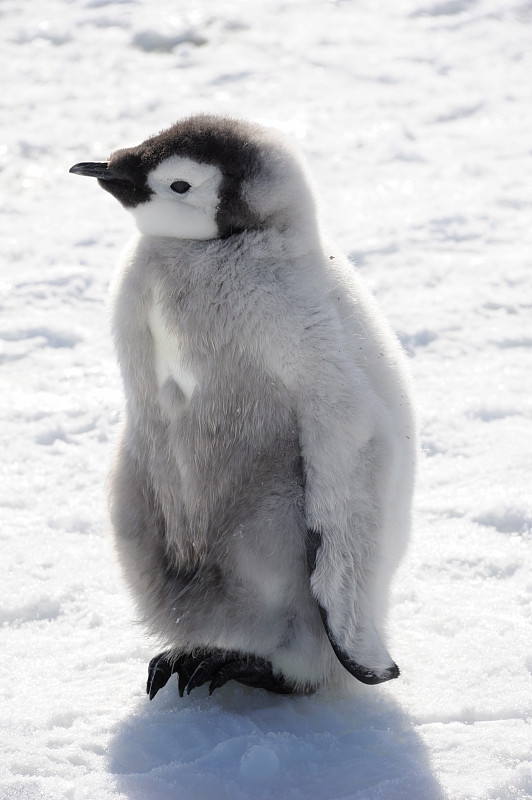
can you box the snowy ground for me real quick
[1,0,531,798]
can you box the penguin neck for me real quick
[135,220,324,264]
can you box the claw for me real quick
[186,653,237,695]
[177,655,199,698]
[147,652,175,700]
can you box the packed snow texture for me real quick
[1,1,531,798]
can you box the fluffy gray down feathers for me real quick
[95,115,417,692]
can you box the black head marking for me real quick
[96,151,154,208]
[105,115,265,237]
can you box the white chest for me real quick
[147,294,197,402]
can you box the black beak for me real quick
[69,162,119,181]
[69,159,147,208]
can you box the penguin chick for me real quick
[70,115,417,698]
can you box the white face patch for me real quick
[147,288,197,403]
[132,155,222,240]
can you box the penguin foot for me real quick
[146,649,299,699]
[185,649,299,696]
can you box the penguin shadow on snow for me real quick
[107,680,446,800]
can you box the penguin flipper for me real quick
[316,601,400,685]
[307,529,399,685]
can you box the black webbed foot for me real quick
[146,648,302,699]
[188,650,301,696]
[232,660,304,695]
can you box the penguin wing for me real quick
[261,266,400,684]
[297,349,399,685]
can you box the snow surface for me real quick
[1,0,531,798]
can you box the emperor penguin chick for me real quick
[70,115,417,699]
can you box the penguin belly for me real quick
[142,299,326,695]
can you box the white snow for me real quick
[1,1,531,798]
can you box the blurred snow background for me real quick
[0,1,531,798]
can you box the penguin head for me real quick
[70,115,317,241]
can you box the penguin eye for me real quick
[170,180,191,194]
